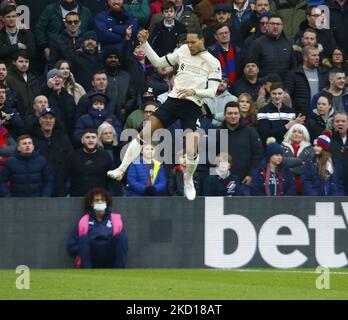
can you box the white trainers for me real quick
[107,168,125,181]
[184,173,196,201]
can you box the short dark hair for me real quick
[306,6,319,16]
[214,23,231,34]
[64,11,80,20]
[224,101,239,113]
[318,92,333,106]
[91,95,105,105]
[92,70,107,81]
[82,128,98,137]
[2,4,16,17]
[187,29,204,39]
[84,187,113,211]
[17,134,32,144]
[268,14,283,21]
[12,50,29,62]
[329,68,346,78]
[270,82,284,91]
[161,0,176,12]
[0,83,7,90]
[303,28,317,37]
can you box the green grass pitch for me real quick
[1,269,348,300]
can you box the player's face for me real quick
[186,34,205,56]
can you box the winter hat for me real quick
[266,137,283,161]
[46,69,64,80]
[214,4,231,13]
[314,130,332,152]
[264,73,282,83]
[81,31,98,42]
[259,12,273,20]
[103,47,119,61]
[40,107,55,118]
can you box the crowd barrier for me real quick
[1,197,347,269]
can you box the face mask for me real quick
[93,202,107,212]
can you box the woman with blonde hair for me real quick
[301,130,344,196]
[238,93,257,127]
[281,123,314,195]
[55,60,86,104]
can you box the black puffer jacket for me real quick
[305,108,335,141]
[247,33,296,80]
[284,65,329,116]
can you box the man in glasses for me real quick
[0,4,36,65]
[49,11,84,69]
[295,6,337,57]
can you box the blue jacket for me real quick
[203,171,245,196]
[126,157,167,196]
[0,150,53,197]
[73,93,122,145]
[251,161,296,196]
[94,9,138,52]
[301,157,344,196]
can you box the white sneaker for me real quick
[107,168,125,181]
[184,174,196,201]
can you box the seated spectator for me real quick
[281,124,314,195]
[229,60,263,101]
[0,83,24,138]
[255,73,292,111]
[0,4,36,65]
[0,121,16,170]
[6,50,40,116]
[330,111,348,195]
[285,46,329,117]
[41,68,76,139]
[310,69,347,113]
[322,47,348,79]
[292,28,324,66]
[301,130,344,196]
[30,107,73,197]
[64,129,116,197]
[55,60,86,105]
[48,11,84,69]
[23,95,49,132]
[217,101,264,186]
[203,152,244,196]
[126,143,167,196]
[94,0,138,52]
[203,4,232,48]
[149,0,200,33]
[67,187,128,268]
[74,93,122,146]
[238,93,257,128]
[124,100,159,131]
[257,82,304,145]
[251,137,296,196]
[0,134,53,197]
[123,0,150,29]
[208,23,242,86]
[71,31,104,92]
[102,47,137,120]
[149,1,186,57]
[306,92,335,142]
[35,0,94,62]
[203,74,237,128]
[167,149,200,196]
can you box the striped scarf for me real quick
[214,43,236,85]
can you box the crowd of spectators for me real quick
[0,0,347,198]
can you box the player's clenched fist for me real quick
[137,30,149,44]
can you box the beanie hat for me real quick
[266,137,283,161]
[81,31,98,42]
[314,130,332,152]
[47,68,64,80]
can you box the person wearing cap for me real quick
[247,15,296,81]
[243,11,272,49]
[0,4,36,66]
[229,60,262,101]
[94,0,138,53]
[240,0,270,41]
[40,68,76,140]
[195,0,233,28]
[6,50,40,116]
[203,74,238,128]
[29,107,73,197]
[251,136,296,196]
[285,46,329,117]
[301,130,344,196]
[48,11,84,69]
[71,31,103,92]
[202,4,232,48]
[257,82,304,145]
[0,134,54,197]
[35,0,94,61]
